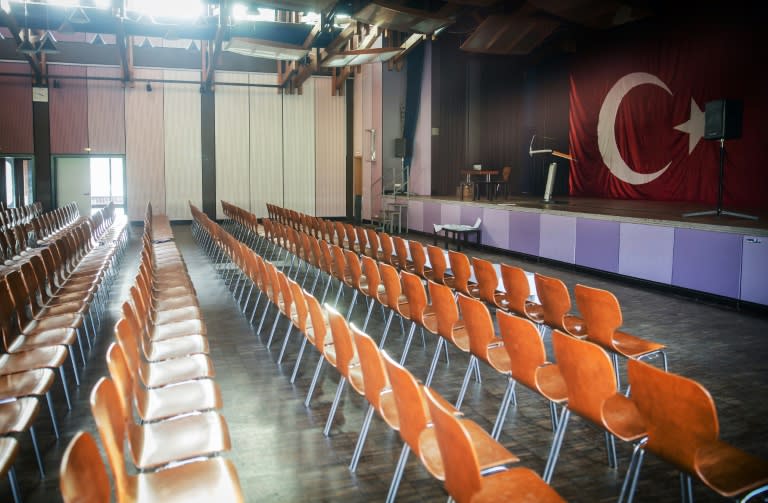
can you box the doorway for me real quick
[55,156,125,217]
[1,157,34,208]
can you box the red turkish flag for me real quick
[569,16,768,211]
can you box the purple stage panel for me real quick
[482,208,510,249]
[407,200,424,233]
[619,223,674,284]
[740,236,768,305]
[422,201,441,234]
[576,218,620,273]
[440,204,461,227]
[460,205,483,227]
[508,211,540,256]
[540,214,576,263]
[671,229,742,298]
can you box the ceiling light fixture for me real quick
[91,33,105,45]
[68,6,90,24]
[140,37,153,49]
[38,31,59,54]
[187,40,199,52]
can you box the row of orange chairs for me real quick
[194,204,566,503]
[60,204,244,503]
[0,203,126,503]
[0,203,43,233]
[1,202,82,269]
[226,200,768,503]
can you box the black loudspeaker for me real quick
[704,99,742,140]
[394,138,405,158]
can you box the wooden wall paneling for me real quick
[86,66,126,154]
[163,69,202,220]
[214,71,250,218]
[313,77,346,217]
[125,68,165,219]
[49,64,89,154]
[283,78,316,215]
[0,62,33,154]
[361,64,373,220]
[248,73,283,218]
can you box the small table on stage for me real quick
[433,224,482,251]
[461,170,499,201]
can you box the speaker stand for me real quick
[683,139,757,220]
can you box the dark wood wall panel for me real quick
[49,64,89,154]
[0,62,34,154]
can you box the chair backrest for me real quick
[551,330,617,425]
[343,223,357,251]
[574,283,622,350]
[105,341,135,425]
[304,291,328,349]
[343,249,363,289]
[401,270,427,324]
[498,311,548,391]
[60,431,111,503]
[114,317,143,386]
[360,255,382,300]
[423,387,483,503]
[471,257,500,306]
[90,376,131,499]
[501,165,512,181]
[500,264,530,316]
[378,231,395,265]
[448,251,474,297]
[351,325,391,414]
[355,226,368,255]
[426,245,450,284]
[288,279,308,332]
[365,228,380,259]
[318,239,333,274]
[408,240,430,279]
[534,273,572,330]
[333,221,346,247]
[627,358,719,473]
[457,293,496,358]
[276,270,293,316]
[5,270,32,328]
[326,304,357,376]
[265,262,280,304]
[427,280,460,344]
[392,236,410,271]
[379,263,403,311]
[382,350,430,452]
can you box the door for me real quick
[56,157,91,216]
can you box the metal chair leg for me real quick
[385,444,411,503]
[290,338,308,383]
[491,379,517,440]
[349,405,375,472]
[305,356,325,407]
[323,377,347,436]
[455,355,477,410]
[542,407,570,484]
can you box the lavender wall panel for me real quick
[540,214,576,263]
[460,205,483,227]
[49,65,89,154]
[440,203,461,227]
[87,66,125,154]
[508,211,540,256]
[406,199,424,232]
[576,218,620,272]
[0,62,33,154]
[672,229,742,298]
[422,201,441,234]
[482,208,510,249]
[619,223,674,284]
[741,236,768,305]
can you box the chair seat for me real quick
[471,466,565,503]
[0,346,68,375]
[130,411,231,470]
[563,314,587,338]
[134,456,244,503]
[136,378,222,422]
[152,306,202,326]
[600,394,647,442]
[695,440,768,498]
[143,334,210,361]
[378,390,399,430]
[612,330,666,359]
[485,344,512,374]
[8,328,77,353]
[0,397,40,433]
[534,364,568,403]
[523,302,545,324]
[152,294,199,311]
[149,319,207,341]
[0,368,55,401]
[0,437,19,475]
[348,365,365,395]
[24,313,83,332]
[138,353,215,388]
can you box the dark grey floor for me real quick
[6,223,768,503]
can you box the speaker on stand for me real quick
[683,99,757,220]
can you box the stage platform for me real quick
[382,194,768,306]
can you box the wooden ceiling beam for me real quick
[115,17,133,83]
[0,10,44,84]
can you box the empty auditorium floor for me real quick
[8,223,768,503]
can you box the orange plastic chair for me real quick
[359,255,385,332]
[378,231,396,267]
[499,263,544,330]
[348,327,399,472]
[378,263,408,348]
[266,270,293,352]
[321,305,362,437]
[426,244,455,288]
[391,235,415,273]
[472,257,507,311]
[496,311,567,438]
[383,351,518,503]
[531,273,586,338]
[424,280,469,387]
[298,292,334,405]
[342,249,364,320]
[617,359,768,503]
[543,330,648,487]
[448,250,479,298]
[423,387,565,503]
[408,240,434,281]
[59,432,110,503]
[574,283,668,390]
[398,270,436,366]
[90,378,245,503]
[455,294,511,411]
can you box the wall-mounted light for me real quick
[53,79,61,88]
[91,33,106,45]
[146,82,152,92]
[83,147,92,152]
